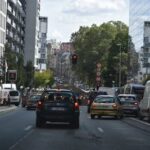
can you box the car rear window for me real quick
[94,97,115,103]
[9,91,19,96]
[30,95,41,101]
[42,92,73,102]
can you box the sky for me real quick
[40,0,129,42]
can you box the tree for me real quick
[34,70,54,88]
[70,21,129,87]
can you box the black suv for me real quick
[36,89,80,128]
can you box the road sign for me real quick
[96,76,101,81]
[97,63,101,68]
[8,70,17,81]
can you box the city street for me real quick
[0,106,150,150]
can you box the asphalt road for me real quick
[0,106,150,150]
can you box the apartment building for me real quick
[6,0,26,54]
[0,0,7,75]
[38,16,48,71]
[24,0,40,69]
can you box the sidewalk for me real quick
[0,105,17,113]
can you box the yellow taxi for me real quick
[90,95,123,119]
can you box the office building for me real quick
[38,16,48,71]
[24,0,40,69]
[6,0,26,54]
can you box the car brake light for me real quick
[36,101,43,109]
[134,102,138,105]
[74,102,79,109]
[112,104,117,109]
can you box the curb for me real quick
[123,117,150,133]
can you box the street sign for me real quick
[8,70,17,81]
[96,63,101,68]
[96,76,101,81]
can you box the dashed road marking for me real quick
[24,125,33,131]
[98,127,104,133]
[9,130,33,150]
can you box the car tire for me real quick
[36,117,44,128]
[138,111,144,120]
[91,114,95,119]
[74,117,79,129]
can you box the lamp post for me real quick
[117,43,122,87]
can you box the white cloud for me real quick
[64,0,128,15]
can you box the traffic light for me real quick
[71,54,78,65]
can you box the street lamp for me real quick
[117,43,122,87]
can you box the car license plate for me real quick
[51,107,65,111]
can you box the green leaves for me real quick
[71,21,129,87]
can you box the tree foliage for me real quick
[34,70,54,88]
[71,21,129,87]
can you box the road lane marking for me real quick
[129,118,150,126]
[24,125,33,131]
[9,130,33,150]
[98,127,104,133]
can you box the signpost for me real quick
[96,63,101,91]
[8,70,17,82]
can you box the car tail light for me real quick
[112,104,117,109]
[134,102,138,105]
[36,101,43,109]
[74,102,79,110]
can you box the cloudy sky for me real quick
[40,0,129,42]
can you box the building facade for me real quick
[6,0,26,54]
[129,0,150,82]
[38,16,48,71]
[0,0,7,75]
[24,0,40,69]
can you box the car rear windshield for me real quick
[30,95,41,101]
[42,92,73,102]
[94,97,115,103]
[9,91,19,96]
[119,96,135,102]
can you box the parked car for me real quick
[138,80,150,122]
[87,91,108,113]
[36,89,80,128]
[90,95,123,119]
[118,94,139,116]
[26,94,41,110]
[9,90,20,106]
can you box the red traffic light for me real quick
[72,54,78,64]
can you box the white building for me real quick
[137,21,150,82]
[38,16,48,71]
[24,0,40,69]
[0,0,7,76]
[0,0,7,58]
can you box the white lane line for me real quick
[129,118,150,126]
[98,127,104,133]
[24,125,33,131]
[9,130,33,150]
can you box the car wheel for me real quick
[36,117,44,128]
[91,114,95,119]
[74,117,79,129]
[138,111,144,120]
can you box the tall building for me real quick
[0,0,7,75]
[129,0,150,81]
[129,0,150,51]
[38,16,48,71]
[6,0,26,54]
[24,0,40,69]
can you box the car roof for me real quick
[118,94,136,97]
[96,95,115,98]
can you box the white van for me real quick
[139,80,150,122]
[9,90,20,106]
